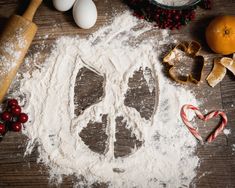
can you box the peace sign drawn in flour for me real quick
[72,51,158,163]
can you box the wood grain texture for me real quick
[0,0,235,187]
[0,0,40,102]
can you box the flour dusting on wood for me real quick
[20,12,200,187]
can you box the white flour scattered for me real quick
[232,144,235,152]
[155,0,195,6]
[20,12,199,187]
[223,128,231,136]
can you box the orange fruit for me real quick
[206,15,235,55]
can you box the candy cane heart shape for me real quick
[180,104,228,143]
[205,111,228,143]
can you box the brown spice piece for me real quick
[207,56,235,87]
[220,57,235,75]
[207,58,227,87]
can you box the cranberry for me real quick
[11,122,22,132]
[7,99,18,107]
[1,111,12,121]
[0,123,6,135]
[18,113,28,123]
[10,105,21,116]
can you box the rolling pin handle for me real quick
[23,0,42,21]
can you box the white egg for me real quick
[73,0,97,29]
[53,0,76,12]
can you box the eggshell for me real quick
[53,0,76,12]
[73,0,97,29]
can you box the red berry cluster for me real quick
[123,0,212,30]
[0,99,28,137]
[154,9,196,29]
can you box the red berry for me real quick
[1,111,12,121]
[18,113,28,123]
[11,122,22,132]
[0,123,6,135]
[11,105,21,116]
[8,99,18,107]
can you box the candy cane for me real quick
[180,104,228,143]
[206,111,228,143]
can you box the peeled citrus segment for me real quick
[207,58,227,87]
[220,57,235,75]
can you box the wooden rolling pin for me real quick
[0,0,42,102]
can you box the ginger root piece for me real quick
[220,57,235,75]
[207,58,227,87]
[207,54,235,87]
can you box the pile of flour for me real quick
[20,12,200,187]
[155,0,196,6]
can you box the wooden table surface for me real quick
[0,0,235,187]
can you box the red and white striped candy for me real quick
[180,104,228,143]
